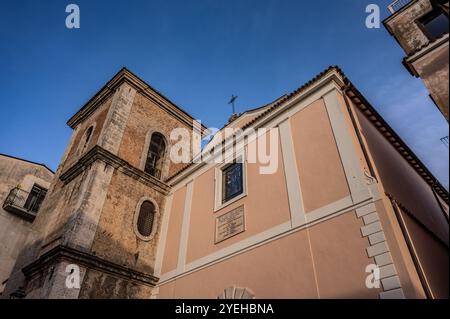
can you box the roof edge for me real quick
[166,65,448,204]
[66,67,209,135]
[343,79,449,203]
[0,153,55,174]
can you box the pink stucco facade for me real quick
[155,67,448,299]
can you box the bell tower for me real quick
[3,68,206,299]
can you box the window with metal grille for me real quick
[419,9,449,41]
[24,184,47,213]
[80,126,94,154]
[137,200,155,237]
[144,133,166,179]
[222,163,243,204]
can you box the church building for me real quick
[1,66,448,299]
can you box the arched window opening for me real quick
[145,133,166,179]
[137,200,156,237]
[80,126,94,154]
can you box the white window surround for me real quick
[139,129,170,180]
[214,152,247,212]
[133,197,160,242]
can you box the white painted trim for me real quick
[214,153,247,212]
[356,203,377,218]
[379,288,405,299]
[168,78,344,190]
[323,90,370,204]
[154,194,173,277]
[306,196,353,222]
[374,252,394,267]
[176,180,194,274]
[158,196,373,285]
[161,221,291,283]
[279,119,306,227]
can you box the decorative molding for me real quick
[218,286,255,299]
[59,145,171,195]
[159,196,374,285]
[345,87,448,203]
[323,90,370,204]
[364,169,377,185]
[176,180,194,274]
[279,119,306,227]
[139,129,171,181]
[154,194,173,277]
[213,153,247,212]
[168,66,448,205]
[356,202,406,299]
[67,67,209,135]
[22,245,159,287]
[167,69,345,185]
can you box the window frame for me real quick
[140,130,169,180]
[417,8,449,41]
[24,183,48,213]
[221,163,244,204]
[133,197,159,241]
[214,153,247,212]
[77,123,96,156]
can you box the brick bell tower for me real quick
[3,68,207,299]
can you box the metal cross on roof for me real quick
[228,95,238,115]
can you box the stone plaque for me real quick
[215,206,245,243]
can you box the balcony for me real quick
[3,187,46,221]
[388,0,413,14]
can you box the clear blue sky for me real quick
[0,0,448,188]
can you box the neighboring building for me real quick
[0,154,54,296]
[1,67,448,299]
[384,0,449,120]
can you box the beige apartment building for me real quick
[1,66,448,299]
[384,0,449,120]
[0,154,54,296]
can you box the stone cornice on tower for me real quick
[59,145,171,195]
[66,67,210,136]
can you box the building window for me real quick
[419,10,449,41]
[136,200,156,238]
[222,163,243,204]
[79,125,94,154]
[23,184,48,213]
[144,133,166,179]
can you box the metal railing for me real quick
[3,187,43,215]
[388,0,413,14]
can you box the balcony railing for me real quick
[388,0,413,14]
[3,187,45,220]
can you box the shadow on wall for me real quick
[1,222,157,299]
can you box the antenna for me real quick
[441,136,449,148]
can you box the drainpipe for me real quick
[431,179,449,224]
